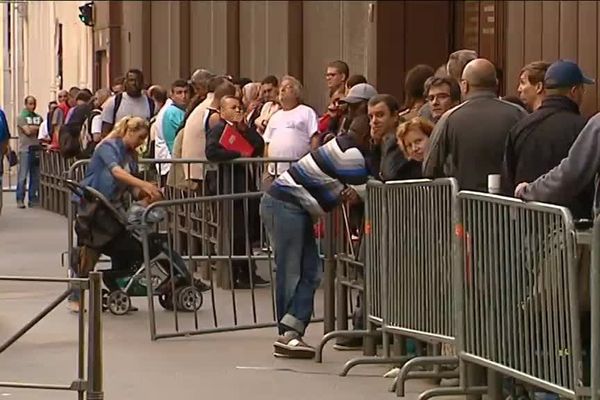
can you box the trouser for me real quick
[16,148,40,203]
[260,193,322,336]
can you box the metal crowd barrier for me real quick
[0,272,103,399]
[40,150,75,216]
[61,158,352,341]
[420,192,587,400]
[317,179,461,382]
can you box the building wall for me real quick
[504,1,600,116]
[24,1,93,116]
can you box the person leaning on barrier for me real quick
[205,95,268,289]
[260,105,376,359]
[423,58,527,191]
[503,60,594,218]
[70,116,162,312]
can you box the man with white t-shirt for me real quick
[263,75,319,179]
[100,69,155,136]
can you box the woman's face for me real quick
[124,128,149,150]
[400,127,430,162]
[368,102,398,143]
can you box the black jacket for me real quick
[205,120,264,194]
[503,95,592,218]
[423,91,527,191]
[368,132,417,181]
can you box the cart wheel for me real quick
[107,290,131,315]
[101,289,110,311]
[158,292,174,311]
[176,286,203,312]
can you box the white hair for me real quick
[281,75,303,101]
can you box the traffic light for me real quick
[78,2,94,27]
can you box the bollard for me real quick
[86,272,103,400]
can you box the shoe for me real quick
[194,279,211,292]
[273,332,315,359]
[17,200,25,209]
[128,305,139,312]
[333,336,363,351]
[234,275,270,289]
[252,275,270,287]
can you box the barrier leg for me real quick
[87,272,103,400]
[392,356,458,396]
[314,329,380,363]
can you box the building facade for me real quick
[1,0,600,126]
[0,0,93,129]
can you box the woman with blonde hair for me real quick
[81,115,161,207]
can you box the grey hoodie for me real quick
[522,112,600,217]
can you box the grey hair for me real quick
[281,75,303,101]
[191,68,215,85]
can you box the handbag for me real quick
[7,150,17,167]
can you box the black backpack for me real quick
[112,93,156,125]
[59,104,93,158]
[77,109,102,159]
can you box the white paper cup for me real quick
[488,174,501,194]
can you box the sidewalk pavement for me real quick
[0,194,443,399]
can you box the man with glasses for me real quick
[424,76,461,123]
[325,60,349,99]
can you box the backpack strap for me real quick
[112,93,123,126]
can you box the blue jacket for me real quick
[0,107,10,145]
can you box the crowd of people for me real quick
[1,48,599,361]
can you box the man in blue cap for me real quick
[505,59,595,219]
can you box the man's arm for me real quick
[422,113,450,178]
[521,114,600,204]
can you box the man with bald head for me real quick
[423,58,527,191]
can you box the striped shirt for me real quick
[268,134,370,218]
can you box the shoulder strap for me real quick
[112,93,123,125]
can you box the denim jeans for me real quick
[16,148,40,203]
[260,193,322,336]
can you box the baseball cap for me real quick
[544,60,595,89]
[339,83,378,104]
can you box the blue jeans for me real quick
[260,193,322,336]
[16,149,40,203]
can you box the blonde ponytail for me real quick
[100,115,149,144]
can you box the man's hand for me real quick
[514,182,529,199]
[341,187,361,205]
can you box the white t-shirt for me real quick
[37,118,49,141]
[263,104,318,175]
[90,114,103,136]
[101,92,153,125]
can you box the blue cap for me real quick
[544,60,595,89]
